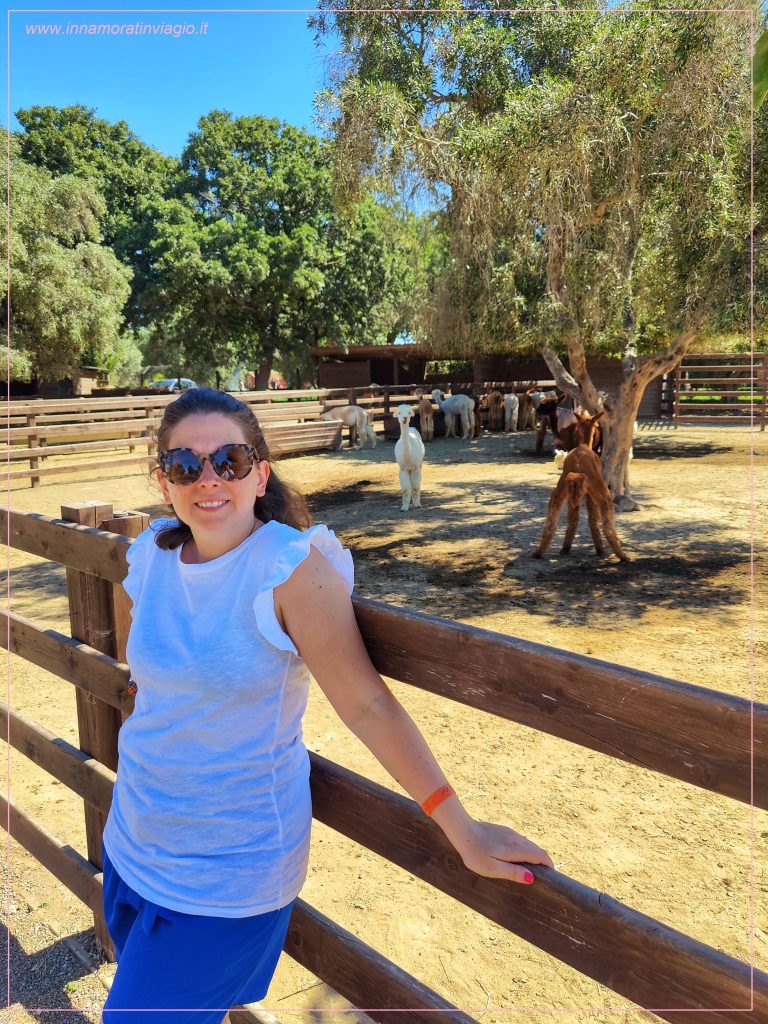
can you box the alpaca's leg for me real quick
[399,468,412,511]
[410,467,422,507]
[460,411,470,438]
[561,496,581,554]
[599,499,630,561]
[533,486,567,557]
[585,494,605,554]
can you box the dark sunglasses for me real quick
[158,443,258,485]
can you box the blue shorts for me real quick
[101,844,295,1023]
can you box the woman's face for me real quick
[156,413,270,545]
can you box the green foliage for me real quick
[102,332,145,386]
[13,103,436,381]
[2,140,132,379]
[15,104,178,326]
[1,348,34,382]
[314,1,757,361]
[138,111,432,381]
[755,29,768,110]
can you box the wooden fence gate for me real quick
[2,505,767,1022]
[673,352,767,429]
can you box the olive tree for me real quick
[314,1,760,508]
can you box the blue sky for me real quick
[3,3,334,156]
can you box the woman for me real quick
[101,388,553,1023]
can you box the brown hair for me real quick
[152,388,311,550]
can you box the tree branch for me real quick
[635,319,705,387]
[539,341,608,413]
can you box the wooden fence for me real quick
[673,353,767,430]
[2,505,766,1021]
[2,379,567,488]
[1,392,346,487]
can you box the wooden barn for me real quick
[313,346,666,419]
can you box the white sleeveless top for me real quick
[102,517,354,917]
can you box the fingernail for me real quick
[523,871,534,885]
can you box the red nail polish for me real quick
[523,871,534,884]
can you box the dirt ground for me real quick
[2,423,767,1023]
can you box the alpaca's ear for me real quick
[594,410,605,422]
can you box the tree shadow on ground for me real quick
[309,477,755,629]
[315,429,739,470]
[0,925,102,1021]
[631,440,732,460]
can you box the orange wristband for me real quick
[421,784,455,816]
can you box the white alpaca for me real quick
[553,448,568,473]
[431,389,475,439]
[321,405,377,449]
[503,393,519,432]
[394,403,425,511]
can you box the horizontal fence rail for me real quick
[3,508,764,808]
[353,600,764,808]
[673,353,767,429]
[2,395,348,485]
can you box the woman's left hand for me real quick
[452,818,555,884]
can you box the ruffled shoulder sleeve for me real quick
[122,518,176,609]
[253,523,354,655]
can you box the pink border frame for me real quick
[3,4,759,1016]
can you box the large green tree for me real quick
[140,111,430,386]
[1,142,132,380]
[314,1,760,508]
[15,104,177,328]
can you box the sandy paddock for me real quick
[2,423,766,1023]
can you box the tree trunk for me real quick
[255,352,273,391]
[599,394,643,512]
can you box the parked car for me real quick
[150,378,198,393]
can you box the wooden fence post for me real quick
[101,510,150,669]
[26,414,39,489]
[145,405,157,459]
[673,363,682,427]
[60,500,122,958]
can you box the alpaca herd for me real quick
[323,385,629,559]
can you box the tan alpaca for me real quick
[417,396,435,441]
[533,414,629,561]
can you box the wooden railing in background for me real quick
[3,379,563,487]
[1,505,766,1021]
[672,353,767,430]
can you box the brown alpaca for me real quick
[533,414,629,561]
[483,390,505,431]
[556,409,603,454]
[516,391,536,431]
[417,396,435,441]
